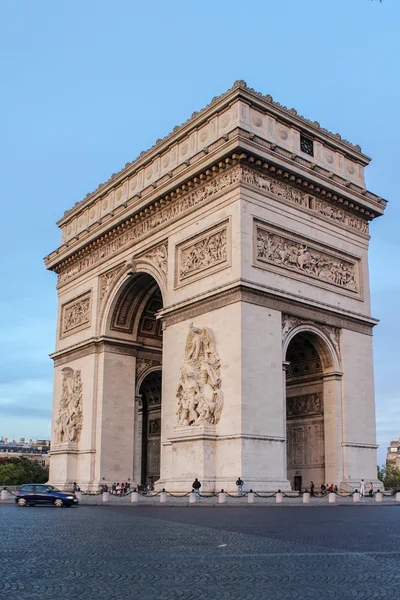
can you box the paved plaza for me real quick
[1,504,400,599]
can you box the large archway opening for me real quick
[285,332,325,492]
[106,271,164,489]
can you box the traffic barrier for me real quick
[76,491,83,502]
[276,492,283,504]
[218,490,226,504]
[130,491,139,503]
[329,492,336,504]
[1,489,7,500]
[396,492,400,503]
[248,491,255,504]
[102,491,110,502]
[375,492,383,503]
[160,490,167,504]
[303,492,310,504]
[353,492,360,503]
[189,492,197,504]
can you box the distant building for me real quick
[387,438,400,470]
[0,438,50,467]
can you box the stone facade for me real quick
[45,81,386,492]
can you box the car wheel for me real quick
[54,499,64,508]
[17,498,27,507]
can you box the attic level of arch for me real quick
[46,145,384,284]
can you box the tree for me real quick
[377,463,400,490]
[0,457,49,486]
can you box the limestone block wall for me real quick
[340,328,378,485]
[94,350,137,485]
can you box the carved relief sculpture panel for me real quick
[175,220,229,287]
[255,220,360,296]
[176,324,224,426]
[54,367,83,444]
[60,291,91,338]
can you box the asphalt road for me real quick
[1,504,400,599]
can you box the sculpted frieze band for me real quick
[58,166,241,285]
[241,166,369,235]
[60,292,91,337]
[256,222,359,293]
[176,221,229,286]
[287,393,323,418]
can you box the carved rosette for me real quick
[176,324,224,426]
[54,367,83,443]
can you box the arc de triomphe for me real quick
[45,81,386,492]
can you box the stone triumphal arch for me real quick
[45,81,386,492]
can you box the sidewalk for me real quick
[2,491,399,507]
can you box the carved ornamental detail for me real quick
[58,166,241,285]
[141,243,168,275]
[60,292,91,337]
[256,222,359,293]
[136,358,161,380]
[242,166,369,235]
[287,393,323,418]
[176,324,224,426]
[282,315,341,362]
[176,222,229,286]
[54,367,83,443]
[99,265,122,302]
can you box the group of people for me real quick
[191,477,244,497]
[310,479,375,497]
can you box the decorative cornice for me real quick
[46,151,383,286]
[161,283,377,336]
[51,337,140,366]
[56,81,370,226]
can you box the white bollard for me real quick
[247,492,255,504]
[329,492,336,503]
[396,492,400,503]
[353,492,360,503]
[102,491,110,502]
[160,491,167,504]
[303,492,310,504]
[189,492,197,504]
[76,491,83,502]
[130,491,139,503]
[218,491,226,504]
[1,489,8,500]
[375,492,383,503]
[276,492,283,504]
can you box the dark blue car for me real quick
[15,484,79,507]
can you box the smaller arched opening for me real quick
[136,370,162,486]
[284,327,341,493]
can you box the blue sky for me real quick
[0,0,398,464]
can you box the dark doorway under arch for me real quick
[285,333,325,491]
[139,370,162,486]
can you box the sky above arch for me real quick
[0,0,398,465]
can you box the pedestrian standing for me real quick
[368,482,374,497]
[310,481,315,497]
[360,479,366,497]
[236,477,244,496]
[192,478,201,498]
